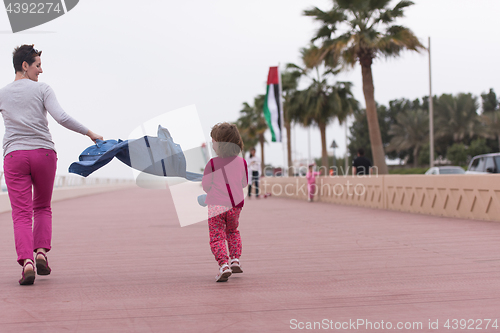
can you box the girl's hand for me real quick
[86,130,103,143]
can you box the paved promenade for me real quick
[1,186,500,332]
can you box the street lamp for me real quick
[330,140,338,174]
[428,36,434,168]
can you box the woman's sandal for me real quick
[230,258,243,273]
[35,252,51,276]
[19,261,35,285]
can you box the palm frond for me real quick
[434,93,480,142]
[305,0,421,68]
[386,108,428,153]
[368,0,393,11]
[393,0,414,12]
[301,45,324,69]
[378,9,395,24]
[315,25,335,41]
[303,7,329,21]
[377,25,424,57]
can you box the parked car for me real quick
[466,153,500,174]
[264,167,283,177]
[425,166,465,175]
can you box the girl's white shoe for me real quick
[215,263,232,282]
[230,258,243,273]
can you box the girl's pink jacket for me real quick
[306,171,320,185]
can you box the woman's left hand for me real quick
[86,130,103,143]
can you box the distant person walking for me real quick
[0,44,102,285]
[306,163,320,202]
[352,148,372,175]
[247,147,261,198]
[202,123,248,282]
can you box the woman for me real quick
[246,148,261,198]
[0,44,102,285]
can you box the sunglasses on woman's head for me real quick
[25,46,39,60]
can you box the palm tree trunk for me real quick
[285,119,293,176]
[319,122,328,174]
[259,134,265,176]
[413,146,419,168]
[360,58,389,175]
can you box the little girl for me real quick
[306,163,320,202]
[202,122,248,282]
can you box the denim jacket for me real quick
[69,125,202,181]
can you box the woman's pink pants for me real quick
[4,149,57,265]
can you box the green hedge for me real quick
[388,167,428,175]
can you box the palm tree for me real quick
[386,109,429,167]
[481,89,500,150]
[434,93,481,143]
[253,95,268,174]
[307,81,359,171]
[235,103,258,156]
[482,111,500,151]
[304,0,424,174]
[287,47,358,171]
[235,96,267,175]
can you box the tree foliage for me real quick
[480,88,500,151]
[434,93,482,143]
[287,46,358,171]
[235,96,267,173]
[304,0,424,174]
[348,89,499,168]
[386,108,429,167]
[447,143,468,166]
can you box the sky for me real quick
[0,0,499,180]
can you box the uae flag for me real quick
[263,66,282,142]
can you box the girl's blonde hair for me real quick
[211,122,243,157]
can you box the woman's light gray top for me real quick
[0,79,88,156]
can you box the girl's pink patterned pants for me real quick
[208,205,242,266]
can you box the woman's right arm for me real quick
[42,84,102,142]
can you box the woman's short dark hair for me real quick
[210,122,244,158]
[13,44,42,73]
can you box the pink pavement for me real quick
[0,186,500,332]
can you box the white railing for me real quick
[0,172,134,191]
[52,174,134,187]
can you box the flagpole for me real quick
[344,118,348,174]
[428,37,434,168]
[308,127,311,165]
[293,123,296,166]
[277,64,287,177]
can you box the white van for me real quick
[466,153,500,174]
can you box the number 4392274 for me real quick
[5,3,62,14]
[444,319,498,330]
